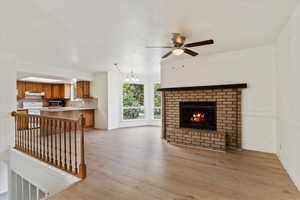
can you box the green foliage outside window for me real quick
[123,83,145,120]
[154,83,161,119]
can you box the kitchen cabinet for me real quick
[25,82,43,93]
[52,84,71,99]
[63,84,71,99]
[83,110,94,128]
[51,84,61,99]
[17,81,71,99]
[42,83,52,99]
[17,81,26,99]
[77,81,90,98]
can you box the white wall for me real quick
[107,71,121,129]
[93,72,108,129]
[276,1,300,190]
[0,55,16,153]
[161,45,277,153]
[0,161,8,195]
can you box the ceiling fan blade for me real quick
[184,48,199,56]
[146,46,173,49]
[162,51,172,59]
[184,40,214,48]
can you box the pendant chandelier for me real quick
[125,70,139,82]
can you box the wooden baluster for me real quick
[59,120,63,168]
[33,116,35,156]
[43,118,47,160]
[79,114,86,179]
[31,116,34,154]
[23,115,26,152]
[74,121,78,174]
[26,115,28,152]
[32,116,34,155]
[40,117,44,159]
[64,121,67,170]
[20,116,23,149]
[38,117,40,157]
[54,120,58,165]
[35,117,38,157]
[29,116,33,155]
[28,116,30,153]
[50,119,54,163]
[69,121,72,172]
[14,114,18,149]
[23,116,26,151]
[46,118,50,162]
[19,116,21,148]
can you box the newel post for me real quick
[78,113,87,179]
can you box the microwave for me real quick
[48,100,65,107]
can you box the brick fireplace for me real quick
[159,84,247,152]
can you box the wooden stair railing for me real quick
[11,112,87,179]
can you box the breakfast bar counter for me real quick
[40,107,95,128]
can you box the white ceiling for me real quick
[1,0,299,75]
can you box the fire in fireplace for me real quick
[180,102,216,130]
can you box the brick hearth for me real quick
[160,84,247,152]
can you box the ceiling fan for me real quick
[146,33,214,59]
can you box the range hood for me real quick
[25,91,45,97]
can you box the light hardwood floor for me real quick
[50,126,300,200]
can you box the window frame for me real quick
[121,82,146,121]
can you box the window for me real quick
[153,83,161,119]
[122,83,145,120]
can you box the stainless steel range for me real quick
[22,91,45,115]
[23,102,43,115]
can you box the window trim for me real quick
[121,82,146,121]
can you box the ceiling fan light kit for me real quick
[146,33,214,59]
[172,48,184,56]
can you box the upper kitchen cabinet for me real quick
[25,82,43,93]
[64,84,71,99]
[17,81,26,99]
[17,81,71,99]
[42,83,52,99]
[52,84,71,99]
[77,81,91,98]
[51,84,61,99]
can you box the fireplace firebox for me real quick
[180,102,217,130]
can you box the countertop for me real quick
[40,107,96,112]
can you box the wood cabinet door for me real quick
[25,82,34,92]
[17,81,26,99]
[59,84,65,99]
[42,84,52,99]
[83,81,90,98]
[64,84,71,99]
[25,82,43,93]
[83,110,94,128]
[76,81,90,98]
[76,81,84,98]
[52,84,61,99]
